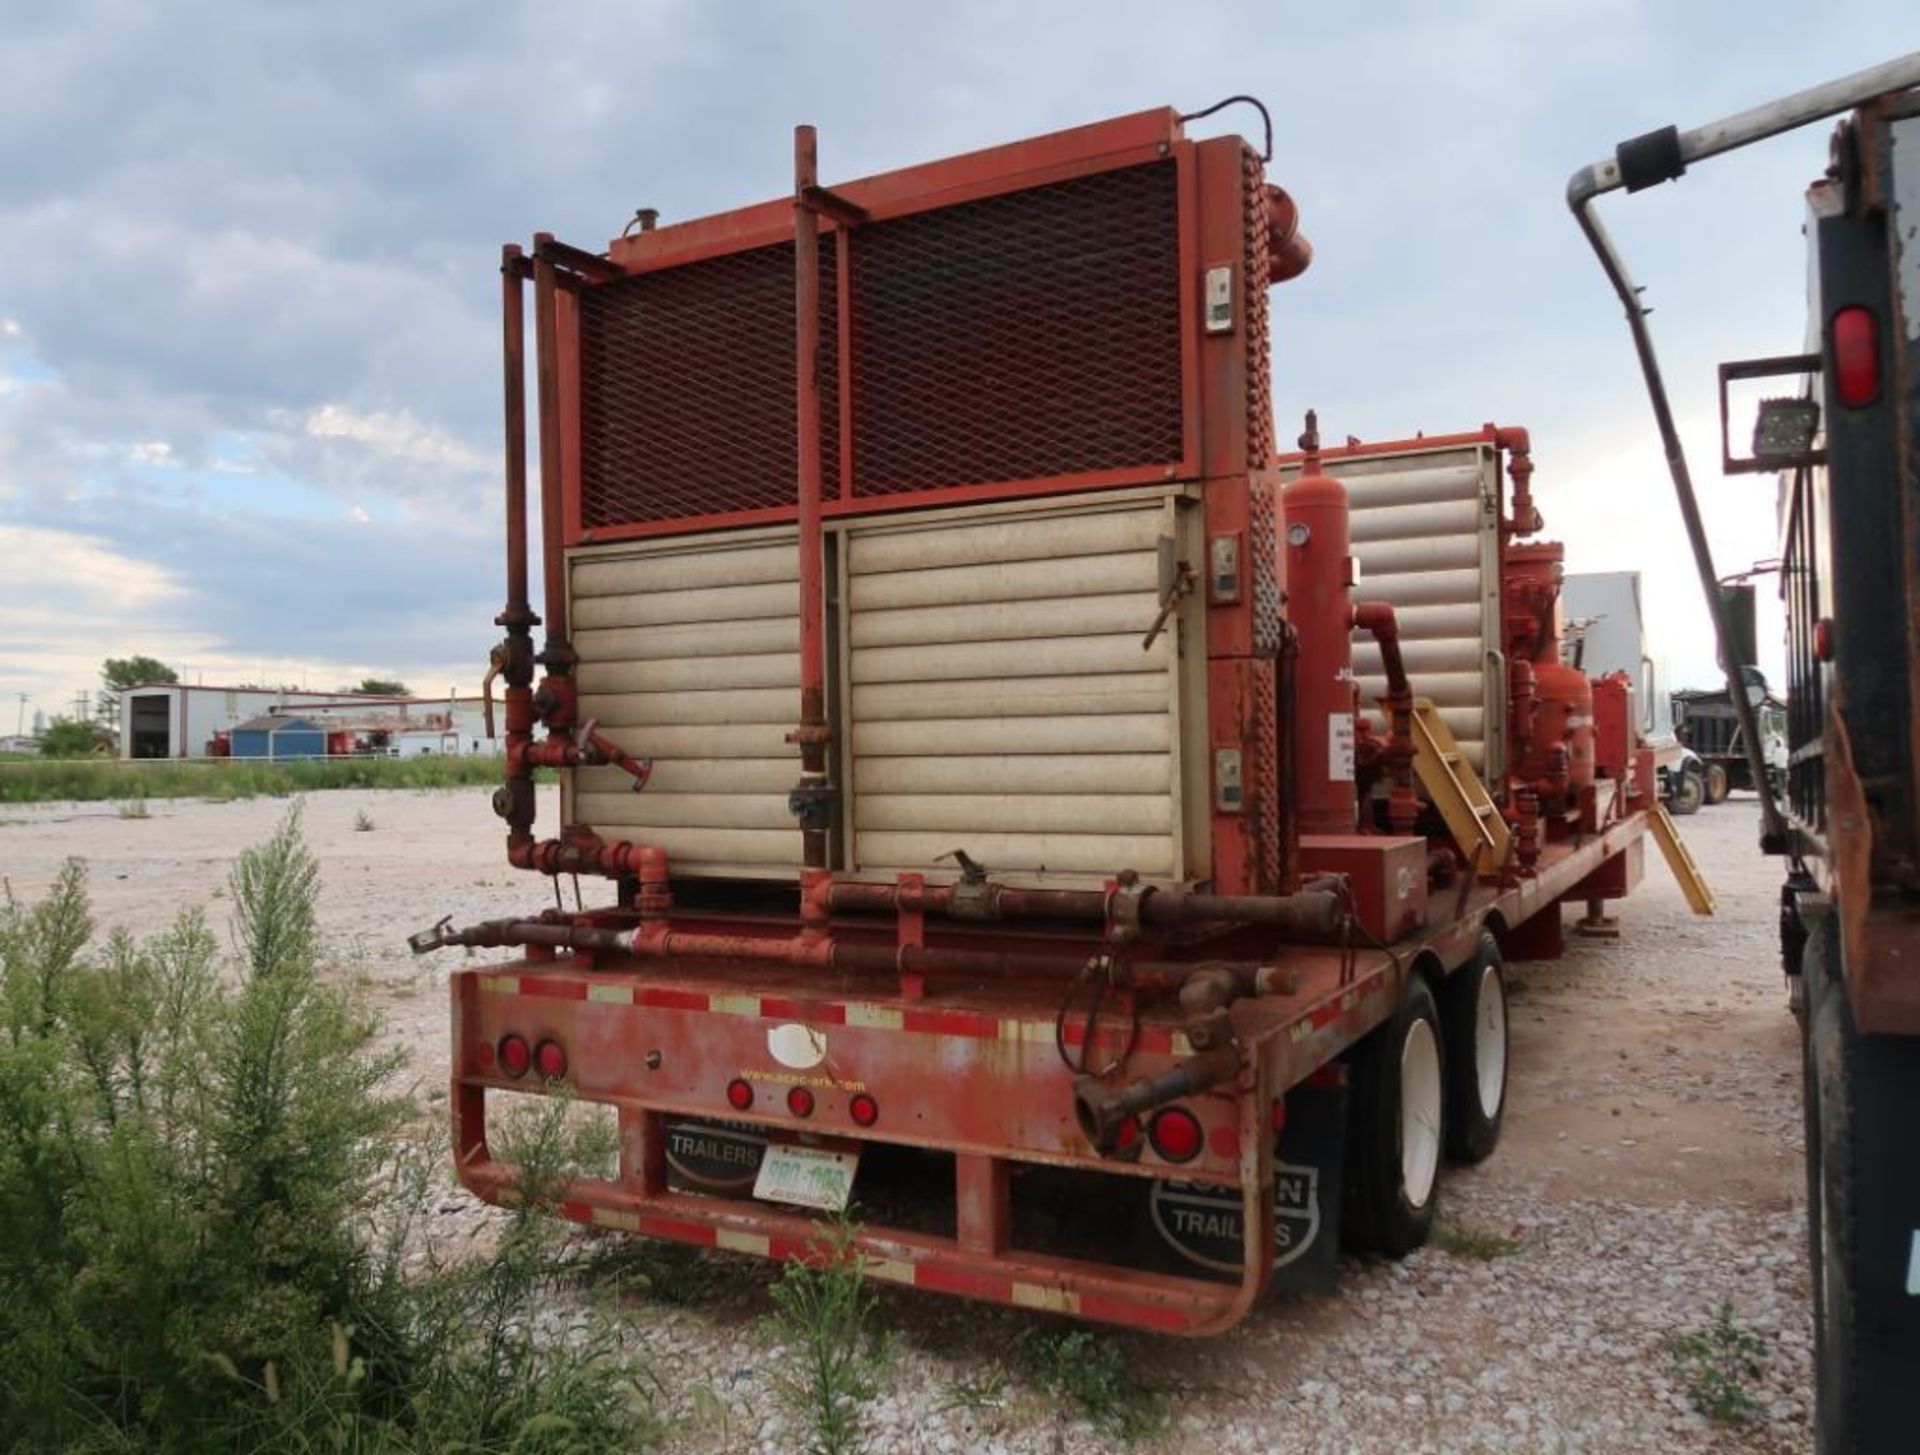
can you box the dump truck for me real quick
[1671,670,1788,804]
[1562,569,1712,812]
[1568,52,1920,1452]
[416,103,1688,1335]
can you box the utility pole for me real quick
[15,692,25,737]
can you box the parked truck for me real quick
[1672,670,1789,804]
[1568,53,1920,1452]
[416,104,1689,1335]
[1562,569,1712,812]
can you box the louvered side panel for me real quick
[1282,447,1503,774]
[845,499,1183,881]
[569,528,803,875]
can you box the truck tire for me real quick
[1342,972,1445,1257]
[1704,763,1731,805]
[1669,765,1704,816]
[1803,915,1920,1453]
[1442,931,1508,1163]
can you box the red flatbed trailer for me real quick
[426,102,1674,1334]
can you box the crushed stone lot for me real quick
[1,788,1810,1453]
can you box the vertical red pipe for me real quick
[792,127,831,872]
[532,237,569,652]
[501,245,532,623]
[1283,418,1358,835]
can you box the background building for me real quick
[117,683,493,759]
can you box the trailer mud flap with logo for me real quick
[664,1120,768,1195]
[1148,1069,1348,1292]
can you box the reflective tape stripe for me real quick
[1012,1283,1081,1315]
[716,1228,770,1256]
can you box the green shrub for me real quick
[0,754,513,805]
[767,1213,887,1455]
[1663,1301,1769,1425]
[0,809,657,1453]
[1021,1326,1164,1444]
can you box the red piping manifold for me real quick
[1491,425,1540,537]
[1351,601,1419,835]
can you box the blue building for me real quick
[228,714,326,761]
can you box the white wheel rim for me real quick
[1399,1016,1443,1209]
[1474,963,1508,1120]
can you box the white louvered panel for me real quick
[1282,447,1503,774]
[844,497,1182,882]
[568,527,803,876]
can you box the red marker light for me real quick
[787,1086,815,1118]
[1831,306,1880,408]
[497,1034,531,1079]
[848,1093,880,1127]
[1112,1115,1142,1154]
[534,1039,567,1081]
[1813,617,1835,662]
[725,1078,754,1111]
[1149,1106,1204,1164]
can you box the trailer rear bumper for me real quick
[447,813,1649,1333]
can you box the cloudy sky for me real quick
[2,1,1914,730]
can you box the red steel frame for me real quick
[452,813,1645,1333]
[456,110,1655,1334]
[553,108,1204,548]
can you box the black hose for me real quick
[1178,95,1273,162]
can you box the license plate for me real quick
[752,1143,860,1212]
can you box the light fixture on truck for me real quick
[1149,1106,1204,1163]
[786,1087,815,1118]
[1830,305,1880,407]
[497,1034,531,1079]
[725,1078,754,1112]
[533,1039,567,1081]
[848,1093,880,1128]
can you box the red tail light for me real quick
[1831,306,1880,407]
[1113,1115,1142,1154]
[786,1086,815,1118]
[1148,1106,1203,1163]
[848,1092,880,1127]
[725,1078,754,1111]
[497,1034,531,1079]
[534,1039,567,1081]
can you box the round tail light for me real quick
[848,1092,880,1127]
[1112,1115,1143,1155]
[1148,1106,1203,1163]
[497,1034,531,1079]
[534,1039,567,1081]
[725,1078,754,1111]
[787,1086,815,1118]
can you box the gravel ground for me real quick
[0,788,1810,1452]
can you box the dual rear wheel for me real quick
[1343,930,1509,1256]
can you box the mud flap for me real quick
[1146,1068,1349,1292]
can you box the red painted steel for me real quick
[453,107,1667,1336]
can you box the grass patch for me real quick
[353,809,376,832]
[0,754,513,804]
[115,798,151,820]
[1434,1219,1527,1260]
[1663,1301,1769,1425]
[1021,1326,1164,1444]
[0,806,660,1452]
[767,1213,888,1455]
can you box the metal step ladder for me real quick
[1646,801,1716,915]
[1406,696,1511,878]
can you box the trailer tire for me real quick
[1704,763,1730,805]
[1803,915,1920,1454]
[1442,931,1508,1163]
[1668,765,1704,816]
[1342,972,1445,1258]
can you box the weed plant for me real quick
[0,807,656,1453]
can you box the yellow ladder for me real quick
[1647,801,1716,915]
[1406,696,1511,878]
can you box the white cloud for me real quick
[305,403,486,472]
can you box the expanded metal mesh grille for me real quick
[576,238,838,528]
[1242,145,1273,471]
[849,160,1183,497]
